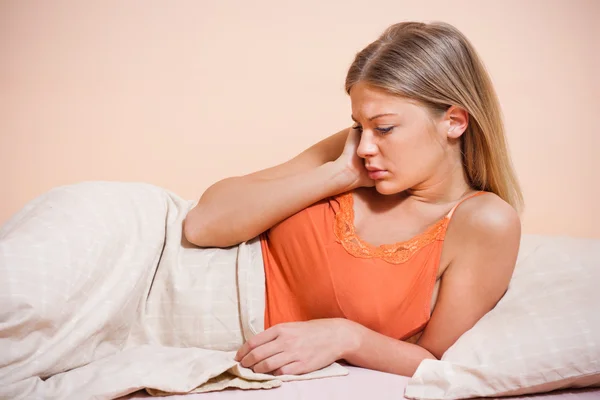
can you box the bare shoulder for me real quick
[418,193,522,357]
[443,192,521,270]
[450,192,521,242]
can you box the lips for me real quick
[365,165,387,180]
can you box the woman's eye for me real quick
[352,125,394,134]
[376,126,394,134]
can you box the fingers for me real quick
[345,127,361,150]
[239,338,283,369]
[273,360,308,376]
[234,327,280,362]
[250,349,297,374]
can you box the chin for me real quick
[374,180,405,196]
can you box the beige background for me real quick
[1,0,598,237]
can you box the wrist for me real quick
[334,318,363,360]
[322,160,358,193]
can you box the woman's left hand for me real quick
[234,318,358,376]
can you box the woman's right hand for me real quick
[334,127,375,191]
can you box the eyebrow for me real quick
[351,113,398,122]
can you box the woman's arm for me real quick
[184,128,359,248]
[343,193,521,374]
[235,194,521,376]
[413,194,521,358]
[341,320,437,376]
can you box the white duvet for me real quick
[0,182,347,400]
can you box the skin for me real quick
[234,82,521,377]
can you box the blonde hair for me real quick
[345,21,524,211]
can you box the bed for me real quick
[1,182,598,400]
[118,365,600,400]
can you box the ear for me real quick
[445,106,469,139]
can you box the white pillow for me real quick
[405,234,600,399]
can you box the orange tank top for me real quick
[260,190,484,340]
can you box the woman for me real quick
[184,21,523,378]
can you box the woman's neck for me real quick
[406,156,473,206]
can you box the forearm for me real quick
[340,319,437,377]
[185,161,352,248]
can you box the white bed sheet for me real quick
[118,365,600,400]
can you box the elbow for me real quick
[424,351,439,361]
[418,343,441,361]
[183,205,217,247]
[183,207,204,246]
[183,205,244,248]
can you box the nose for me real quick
[356,130,378,158]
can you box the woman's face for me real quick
[349,81,460,196]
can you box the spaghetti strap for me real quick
[447,191,486,219]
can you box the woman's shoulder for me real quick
[452,192,520,234]
[445,191,521,261]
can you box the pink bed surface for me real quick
[118,365,600,400]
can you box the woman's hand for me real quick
[234,318,359,376]
[334,127,375,191]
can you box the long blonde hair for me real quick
[345,21,524,211]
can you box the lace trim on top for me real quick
[333,192,448,264]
